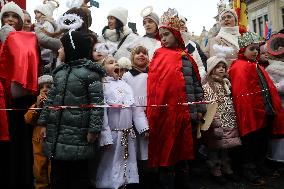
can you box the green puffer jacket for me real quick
[38,59,105,161]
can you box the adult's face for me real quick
[220,12,236,27]
[107,16,117,30]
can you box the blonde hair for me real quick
[101,55,115,67]
[130,45,149,65]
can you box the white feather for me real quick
[66,0,84,9]
[56,13,84,31]
[212,44,234,59]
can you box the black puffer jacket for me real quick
[38,59,105,160]
[181,55,206,125]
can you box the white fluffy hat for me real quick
[38,75,53,85]
[0,1,24,23]
[34,0,59,17]
[207,56,227,75]
[108,7,128,26]
[117,57,132,70]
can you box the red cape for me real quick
[0,31,39,94]
[147,47,200,167]
[0,79,10,141]
[0,32,39,141]
[229,54,284,137]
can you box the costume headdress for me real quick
[238,31,259,48]
[159,8,184,32]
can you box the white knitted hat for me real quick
[38,75,53,85]
[34,0,59,17]
[207,56,227,76]
[108,7,128,26]
[141,6,159,26]
[0,1,24,23]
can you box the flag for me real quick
[232,0,248,33]
[266,24,272,40]
[90,0,99,8]
[264,21,268,38]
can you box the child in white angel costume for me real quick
[94,55,149,189]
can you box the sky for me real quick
[27,0,227,36]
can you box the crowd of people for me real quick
[0,0,284,189]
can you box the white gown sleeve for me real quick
[99,108,114,146]
[132,106,149,134]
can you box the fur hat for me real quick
[206,44,232,76]
[108,7,128,26]
[34,0,59,17]
[219,8,238,25]
[207,56,228,75]
[238,31,259,48]
[117,57,132,70]
[60,31,93,62]
[141,6,159,26]
[0,1,24,23]
[38,75,53,86]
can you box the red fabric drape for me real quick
[0,31,39,93]
[0,0,26,10]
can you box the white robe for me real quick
[123,70,149,160]
[95,77,148,189]
[266,60,284,162]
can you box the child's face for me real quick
[23,13,32,32]
[34,11,43,22]
[244,44,259,61]
[159,28,178,48]
[58,45,65,62]
[92,45,106,62]
[260,51,268,62]
[143,18,158,34]
[133,51,149,69]
[107,16,117,30]
[40,83,52,96]
[212,62,227,78]
[104,57,120,80]
[1,12,22,31]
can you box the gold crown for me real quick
[160,8,184,31]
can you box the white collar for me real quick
[217,26,240,50]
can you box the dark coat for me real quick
[38,59,105,160]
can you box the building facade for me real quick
[247,0,284,36]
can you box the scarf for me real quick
[103,26,132,42]
[217,26,240,50]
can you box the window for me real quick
[264,14,268,23]
[282,8,284,28]
[258,17,263,36]
[253,19,257,33]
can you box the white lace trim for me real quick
[104,77,135,106]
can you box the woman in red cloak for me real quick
[147,8,205,189]
[229,31,284,186]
